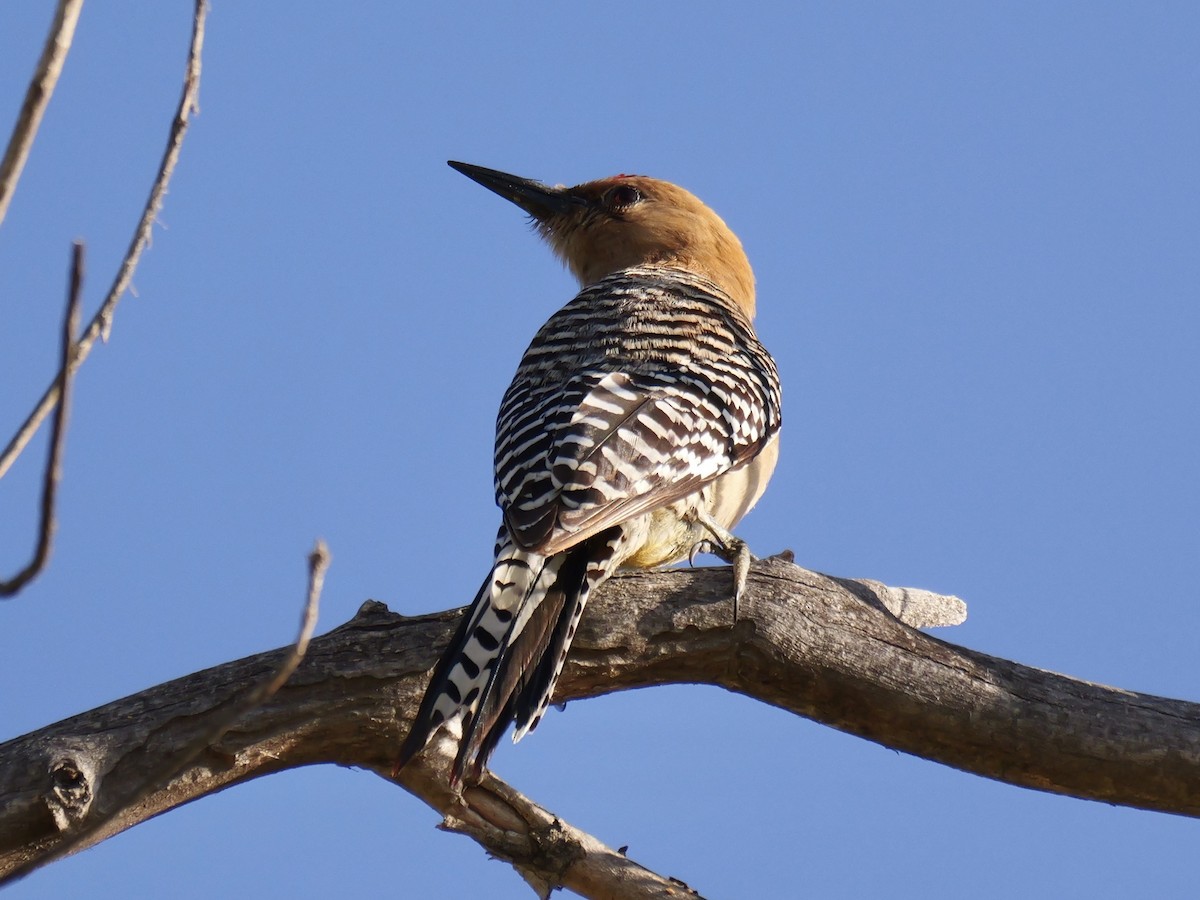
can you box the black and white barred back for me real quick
[398,265,781,782]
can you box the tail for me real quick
[396,526,625,783]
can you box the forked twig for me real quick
[0,0,209,482]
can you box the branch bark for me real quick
[1,557,1197,896]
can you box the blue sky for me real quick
[2,2,1198,897]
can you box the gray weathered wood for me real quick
[1,557,1196,894]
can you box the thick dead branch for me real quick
[1,243,82,598]
[0,557,1196,897]
[0,538,326,886]
[0,0,84,229]
[0,0,208,482]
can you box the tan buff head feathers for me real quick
[447,161,757,319]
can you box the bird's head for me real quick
[448,161,756,318]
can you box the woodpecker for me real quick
[398,161,782,784]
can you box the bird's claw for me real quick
[688,539,717,568]
[687,526,753,624]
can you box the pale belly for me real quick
[620,434,779,570]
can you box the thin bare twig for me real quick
[0,537,327,885]
[0,0,208,482]
[0,242,83,598]
[0,0,84,229]
[260,539,328,696]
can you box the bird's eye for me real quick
[606,184,642,210]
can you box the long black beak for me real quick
[448,161,582,220]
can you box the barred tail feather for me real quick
[511,525,626,741]
[395,530,551,777]
[396,527,626,783]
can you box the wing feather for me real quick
[494,266,781,556]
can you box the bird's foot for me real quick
[685,512,755,622]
